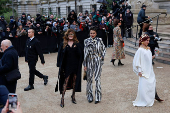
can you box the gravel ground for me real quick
[16,48,170,113]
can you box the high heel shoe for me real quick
[110,59,115,66]
[60,98,64,108]
[155,97,164,102]
[71,95,77,104]
[118,62,124,66]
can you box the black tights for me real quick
[62,74,77,99]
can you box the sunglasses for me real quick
[68,34,74,36]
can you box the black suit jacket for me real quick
[0,46,18,85]
[25,37,45,64]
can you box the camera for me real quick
[0,27,3,32]
[63,24,68,32]
[8,93,18,111]
[155,37,162,41]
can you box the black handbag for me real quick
[5,69,21,83]
[83,71,87,80]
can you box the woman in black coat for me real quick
[56,29,82,108]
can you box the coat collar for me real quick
[4,46,14,53]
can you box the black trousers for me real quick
[28,61,44,85]
[0,76,17,93]
[138,23,143,38]
[6,81,17,93]
[148,44,155,56]
[126,25,132,38]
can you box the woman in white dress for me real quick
[133,34,163,107]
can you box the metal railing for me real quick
[126,13,167,46]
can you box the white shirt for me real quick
[30,36,34,41]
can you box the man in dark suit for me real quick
[0,39,18,93]
[24,29,48,91]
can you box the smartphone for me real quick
[8,93,17,111]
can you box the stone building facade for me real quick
[11,0,170,18]
[12,0,101,17]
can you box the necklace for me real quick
[141,44,149,50]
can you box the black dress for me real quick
[63,43,79,78]
[56,42,83,94]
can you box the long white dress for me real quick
[133,48,156,107]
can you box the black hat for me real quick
[141,5,147,8]
[1,16,4,19]
[22,13,26,15]
[10,16,14,19]
[36,13,40,17]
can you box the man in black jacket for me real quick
[137,5,149,38]
[0,39,18,93]
[145,25,161,64]
[24,29,48,91]
[125,8,133,38]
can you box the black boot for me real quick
[24,85,34,91]
[43,75,48,85]
[110,59,115,66]
[118,60,124,66]
[155,92,164,102]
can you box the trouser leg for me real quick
[28,61,44,85]
[138,24,143,38]
[86,65,93,101]
[28,61,36,85]
[94,59,102,102]
[6,81,17,93]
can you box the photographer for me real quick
[112,1,120,17]
[5,27,14,40]
[9,16,18,33]
[20,13,27,27]
[0,16,7,35]
[0,27,5,42]
[125,8,133,38]
[106,18,114,47]
[34,23,43,36]
[67,10,77,24]
[36,13,43,24]
[99,20,108,47]
[99,4,107,16]
[70,20,81,32]
[145,25,161,64]
[93,10,102,24]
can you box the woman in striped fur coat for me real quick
[83,27,106,104]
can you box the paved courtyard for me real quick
[16,47,170,113]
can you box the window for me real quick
[67,6,71,15]
[79,6,83,13]
[48,8,52,15]
[92,5,96,11]
[58,7,60,17]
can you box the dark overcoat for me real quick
[56,42,83,94]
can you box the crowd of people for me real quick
[0,0,165,112]
[0,0,133,58]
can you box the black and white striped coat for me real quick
[83,36,106,102]
[83,37,106,68]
